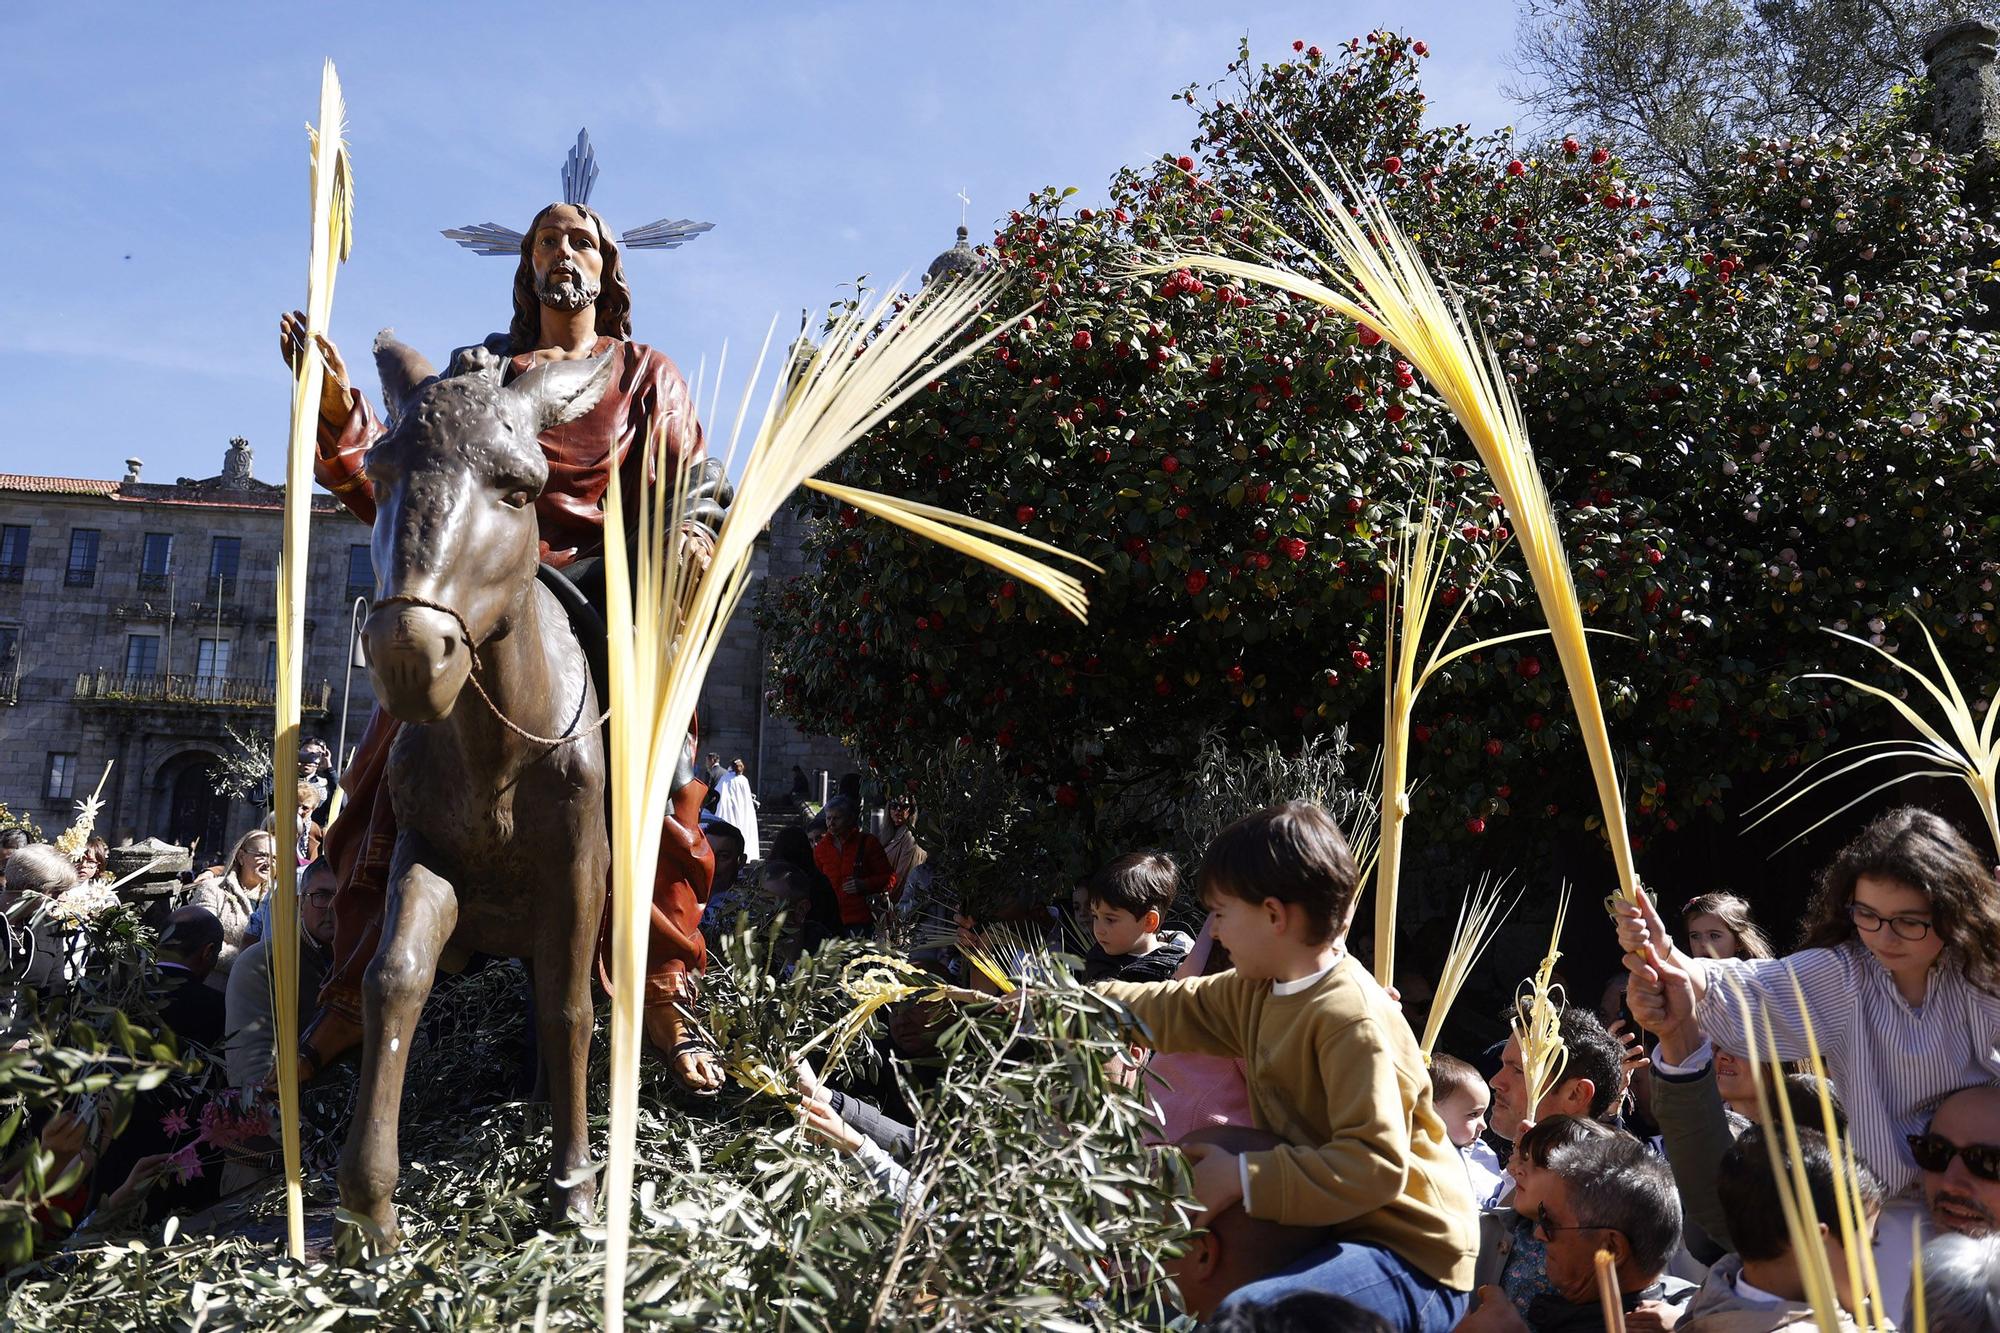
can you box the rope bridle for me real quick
[370,593,609,747]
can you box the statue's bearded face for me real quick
[531,204,605,313]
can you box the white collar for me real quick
[1270,951,1345,996]
[1732,1270,1790,1305]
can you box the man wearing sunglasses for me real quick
[1912,1085,2000,1238]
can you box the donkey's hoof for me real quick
[333,1208,403,1264]
[548,1178,598,1230]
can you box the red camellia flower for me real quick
[1293,38,1305,50]
[1382,155,1402,175]
[1506,159,1526,176]
[1351,649,1371,669]
[1186,570,1209,595]
[1344,496,1364,513]
[1527,713,1545,730]
[1307,44,1321,57]
[1055,784,1079,808]
[1176,155,1195,172]
[1226,664,1246,684]
[1162,454,1181,473]
[1016,504,1036,524]
[1385,403,1407,422]
[1562,135,1580,156]
[1072,329,1092,351]
[1412,40,1428,55]
[1465,816,1486,835]
[1357,324,1383,347]
[1518,656,1542,679]
[1483,738,1503,757]
[1590,146,1610,165]
[998,581,1017,599]
[1414,723,1432,743]
[1279,536,1308,561]
[1344,392,1366,411]
[1646,547,1665,564]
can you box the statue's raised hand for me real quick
[279,310,353,421]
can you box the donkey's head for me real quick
[358,333,612,722]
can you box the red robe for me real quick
[315,334,715,1018]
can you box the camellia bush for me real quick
[763,30,2000,887]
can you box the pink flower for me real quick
[167,1143,204,1184]
[159,1108,190,1139]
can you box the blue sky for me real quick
[0,2,1522,485]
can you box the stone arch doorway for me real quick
[155,749,230,861]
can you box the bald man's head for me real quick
[1168,1126,1334,1320]
[157,905,224,982]
[1922,1086,2000,1237]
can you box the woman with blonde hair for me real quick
[187,829,276,991]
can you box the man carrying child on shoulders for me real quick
[1092,801,1478,1330]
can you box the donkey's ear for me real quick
[510,353,616,432]
[373,331,438,419]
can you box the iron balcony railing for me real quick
[0,669,16,705]
[72,671,331,713]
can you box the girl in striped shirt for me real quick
[1617,807,2000,1192]
[1614,807,2000,1311]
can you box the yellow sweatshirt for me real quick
[1099,957,1478,1291]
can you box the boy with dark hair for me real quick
[1081,851,1193,984]
[1094,801,1476,1331]
[1679,1127,1883,1332]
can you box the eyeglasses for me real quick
[1535,1203,1625,1244]
[1909,1132,2000,1182]
[1848,901,1934,942]
[888,803,912,812]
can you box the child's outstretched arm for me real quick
[1094,972,1251,1058]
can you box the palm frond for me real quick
[1747,618,1999,856]
[803,479,1098,620]
[1725,972,1895,1331]
[52,762,114,861]
[1373,494,1526,984]
[598,267,1082,1328]
[1421,873,1521,1060]
[1134,125,1641,904]
[272,58,351,1263]
[1512,884,1571,1118]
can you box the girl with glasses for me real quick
[1614,806,2000,1314]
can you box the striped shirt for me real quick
[1692,942,2000,1196]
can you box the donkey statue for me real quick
[341,336,616,1250]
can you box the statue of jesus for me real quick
[281,199,729,1094]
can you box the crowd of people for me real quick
[6,760,2000,1331]
[751,798,2000,1332]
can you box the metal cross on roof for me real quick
[442,128,714,257]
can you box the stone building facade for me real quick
[0,441,851,858]
[0,441,375,855]
[692,498,856,817]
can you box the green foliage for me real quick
[1510,0,1986,206]
[0,903,192,1265]
[763,28,2000,885]
[7,928,1189,1331]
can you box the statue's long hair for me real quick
[508,202,633,354]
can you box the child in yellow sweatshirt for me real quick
[1097,801,1477,1330]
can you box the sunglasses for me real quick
[1535,1202,1625,1244]
[1909,1132,2000,1182]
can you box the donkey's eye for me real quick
[501,489,532,510]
